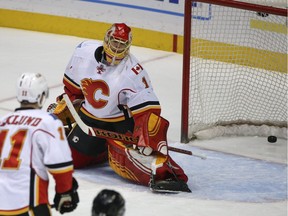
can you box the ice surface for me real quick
[0,27,287,216]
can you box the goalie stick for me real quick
[63,94,206,159]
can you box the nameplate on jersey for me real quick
[131,63,143,75]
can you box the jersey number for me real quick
[0,129,27,169]
[142,77,149,89]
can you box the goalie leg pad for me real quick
[152,157,188,183]
[108,139,152,185]
[107,139,189,187]
[149,157,191,193]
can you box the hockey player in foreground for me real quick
[0,73,79,215]
[49,23,191,193]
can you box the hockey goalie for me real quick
[48,23,191,193]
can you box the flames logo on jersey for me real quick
[81,78,109,109]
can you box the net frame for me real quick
[181,0,287,143]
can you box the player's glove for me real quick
[47,94,82,126]
[47,96,74,126]
[53,177,79,214]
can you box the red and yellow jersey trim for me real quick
[131,106,161,117]
[63,74,84,102]
[47,165,74,174]
[0,206,29,215]
[46,161,74,193]
[33,175,49,206]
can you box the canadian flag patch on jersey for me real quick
[131,63,143,75]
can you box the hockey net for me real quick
[181,0,287,142]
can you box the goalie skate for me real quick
[149,178,191,193]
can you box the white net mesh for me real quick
[187,2,287,139]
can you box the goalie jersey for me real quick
[0,108,74,215]
[63,40,161,121]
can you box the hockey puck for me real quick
[267,136,277,143]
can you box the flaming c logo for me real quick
[81,78,110,109]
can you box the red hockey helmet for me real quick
[103,23,132,65]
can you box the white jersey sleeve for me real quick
[31,111,73,179]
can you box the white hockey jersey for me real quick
[63,40,161,122]
[0,108,74,215]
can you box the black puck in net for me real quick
[267,136,277,143]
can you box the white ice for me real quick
[0,27,287,216]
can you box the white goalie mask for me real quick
[16,73,49,108]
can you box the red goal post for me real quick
[181,0,287,143]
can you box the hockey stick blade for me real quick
[63,94,205,158]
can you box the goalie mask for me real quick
[92,189,125,216]
[16,73,49,108]
[103,23,132,66]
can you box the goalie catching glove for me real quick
[133,111,169,156]
[53,177,79,214]
[47,94,82,126]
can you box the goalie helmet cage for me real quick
[181,0,287,143]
